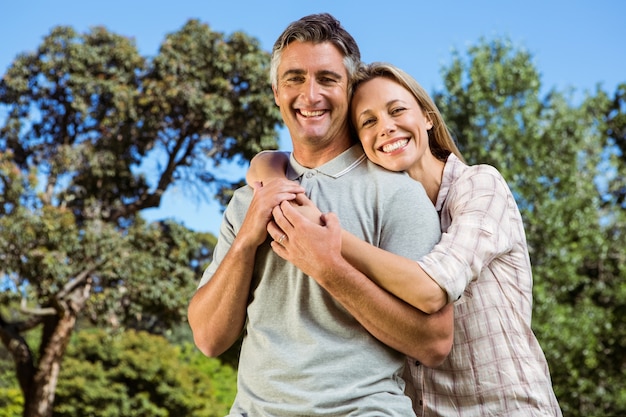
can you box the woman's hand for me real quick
[287,193,323,225]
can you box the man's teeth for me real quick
[382,139,409,153]
[300,110,325,117]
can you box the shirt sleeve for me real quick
[197,186,251,288]
[418,165,515,302]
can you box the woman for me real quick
[248,62,562,416]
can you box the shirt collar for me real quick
[435,153,466,211]
[286,144,367,181]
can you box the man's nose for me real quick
[301,79,322,101]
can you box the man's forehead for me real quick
[278,41,347,75]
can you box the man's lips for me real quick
[298,109,326,117]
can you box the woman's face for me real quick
[351,77,433,173]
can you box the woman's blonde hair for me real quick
[352,62,465,163]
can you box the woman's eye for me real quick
[390,107,406,115]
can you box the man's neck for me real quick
[291,137,355,168]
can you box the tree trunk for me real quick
[22,312,77,417]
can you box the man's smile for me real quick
[298,109,327,117]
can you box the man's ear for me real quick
[272,85,280,106]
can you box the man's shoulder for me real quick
[223,184,253,217]
[228,184,253,201]
[360,160,426,190]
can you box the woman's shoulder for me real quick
[448,159,511,199]
[449,155,507,184]
[463,163,504,180]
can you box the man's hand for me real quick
[268,199,342,278]
[239,179,304,248]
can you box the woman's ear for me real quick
[425,115,434,130]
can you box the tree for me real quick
[53,329,237,417]
[601,83,626,207]
[0,333,23,417]
[435,37,626,416]
[0,20,280,416]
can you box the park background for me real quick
[1,0,625,416]
[3,0,623,235]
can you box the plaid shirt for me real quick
[406,154,562,416]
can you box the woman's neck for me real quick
[406,154,445,205]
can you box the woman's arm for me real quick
[290,194,448,314]
[246,150,290,185]
[268,203,453,366]
[246,152,449,314]
[341,231,448,314]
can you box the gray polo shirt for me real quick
[201,145,440,417]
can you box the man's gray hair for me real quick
[270,13,361,93]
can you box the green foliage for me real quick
[0,387,23,417]
[53,329,237,417]
[144,20,280,161]
[436,37,626,416]
[0,18,272,414]
[83,218,216,334]
[0,348,23,417]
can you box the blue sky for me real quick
[3,0,625,235]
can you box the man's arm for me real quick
[268,202,453,367]
[188,235,257,357]
[188,179,304,357]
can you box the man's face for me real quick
[273,41,350,151]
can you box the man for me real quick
[188,13,453,416]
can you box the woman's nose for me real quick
[379,117,396,137]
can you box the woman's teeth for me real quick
[382,139,408,153]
